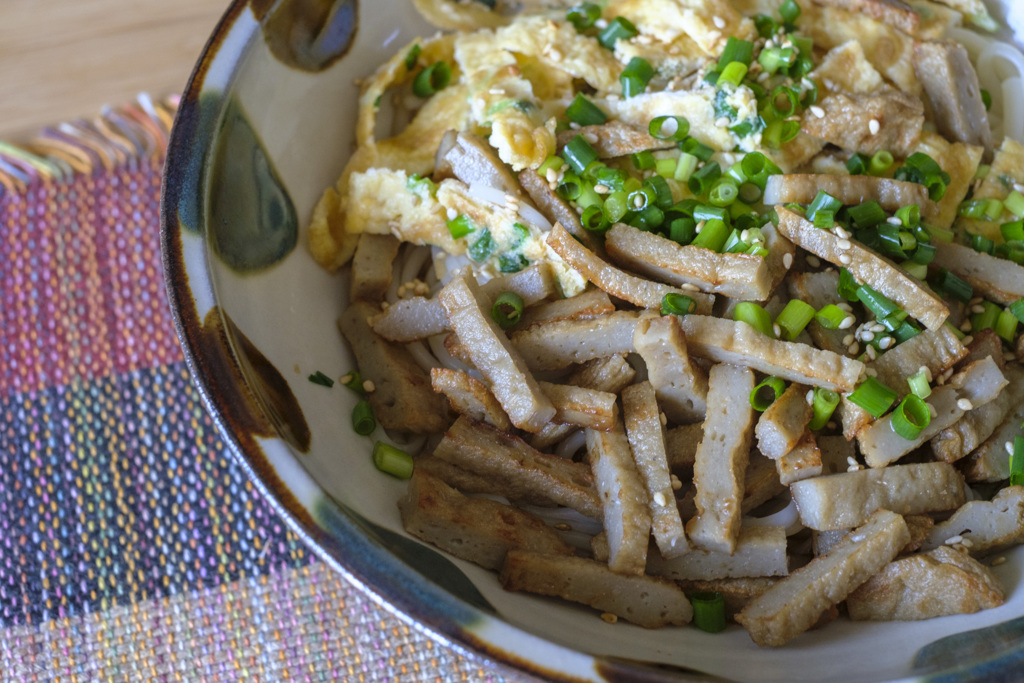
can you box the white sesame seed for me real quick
[927,402,937,417]
[671,474,683,490]
[758,70,771,83]
[879,336,895,350]
[713,15,726,28]
[810,105,825,119]
[848,341,861,355]
[601,612,618,624]
[960,320,974,332]
[446,207,458,220]
[968,296,984,305]
[340,373,353,384]
[944,535,964,545]
[866,367,878,377]
[633,195,645,209]
[838,302,854,312]
[872,322,887,333]
[545,168,558,183]
[886,216,902,226]
[681,283,700,291]
[847,456,858,466]
[783,252,794,269]
[594,184,610,194]
[839,316,856,330]
[715,116,731,128]
[773,323,782,337]
[549,48,564,62]
[833,226,851,239]
[695,220,706,233]
[839,253,852,265]
[654,491,667,507]
[806,389,816,405]
[992,556,1007,566]
[961,335,974,346]
[660,412,668,426]
[362,380,376,393]
[843,333,855,346]
[957,398,974,411]
[971,304,987,314]
[807,255,821,268]
[594,18,608,28]
[861,330,876,342]
[1006,441,1015,456]
[866,345,877,360]
[1015,183,1024,194]
[488,87,506,95]
[583,132,599,144]
[869,119,880,135]
[837,238,853,250]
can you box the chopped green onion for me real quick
[806,190,842,221]
[689,161,722,196]
[869,150,894,176]
[556,175,582,201]
[808,387,840,430]
[565,93,607,126]
[758,46,795,74]
[1001,220,1024,242]
[900,261,928,280]
[620,57,655,97]
[769,86,799,118]
[599,16,639,48]
[669,217,697,245]
[814,304,848,330]
[680,137,714,162]
[775,300,816,341]
[932,268,973,303]
[661,293,697,316]
[856,285,901,319]
[895,204,921,228]
[970,232,995,255]
[1011,298,1024,323]
[838,267,861,302]
[708,178,739,207]
[691,592,727,633]
[908,368,932,399]
[1005,190,1024,218]
[971,301,1000,332]
[892,319,922,343]
[447,214,475,239]
[468,228,496,261]
[779,0,801,25]
[632,149,656,171]
[691,218,729,251]
[895,152,951,202]
[581,205,610,232]
[567,2,602,30]
[717,61,749,87]
[352,400,377,436]
[491,291,525,329]
[734,301,775,337]
[984,198,1005,220]
[847,200,887,228]
[754,14,778,39]
[891,394,931,440]
[341,371,365,395]
[718,37,755,69]
[563,135,599,174]
[538,155,565,177]
[981,88,992,111]
[412,62,452,97]
[650,115,690,141]
[372,441,414,479]
[995,308,1018,342]
[655,158,677,178]
[1011,437,1024,487]
[675,152,699,182]
[605,191,629,222]
[404,44,421,70]
[813,210,835,229]
[846,153,870,175]
[848,376,898,418]
[750,376,787,411]
[308,370,335,388]
[958,199,989,220]
[693,204,728,223]
[646,176,674,209]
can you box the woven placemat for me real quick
[0,97,537,682]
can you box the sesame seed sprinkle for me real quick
[713,15,726,29]
[944,535,963,545]
[839,316,856,330]
[957,398,974,411]
[810,105,825,118]
[839,253,852,265]
[869,119,880,135]
[886,216,902,226]
[807,255,821,268]
[773,323,782,337]
[783,252,794,269]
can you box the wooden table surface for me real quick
[0,0,228,140]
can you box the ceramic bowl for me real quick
[161,2,1024,680]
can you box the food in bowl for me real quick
[307,0,1024,647]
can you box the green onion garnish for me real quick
[1005,190,1024,218]
[649,115,690,141]
[631,149,656,171]
[806,190,842,222]
[491,291,525,329]
[971,301,1000,332]
[895,204,920,228]
[995,308,1018,342]
[769,85,799,118]
[708,178,739,207]
[847,200,887,229]
[565,93,607,126]
[691,592,727,633]
[775,299,816,341]
[412,62,452,97]
[567,2,602,30]
[932,268,973,303]
[838,267,861,302]
[814,304,848,330]
[958,199,989,220]
[846,153,870,175]
[680,137,714,162]
[1010,298,1024,323]
[605,191,629,222]
[750,376,786,411]
[895,152,951,202]
[717,61,749,87]
[856,284,901,320]
[675,152,699,182]
[1010,437,1024,487]
[581,205,610,232]
[691,218,729,252]
[734,301,776,337]
[308,371,335,388]
[669,217,697,245]
[779,0,801,25]
[341,371,365,395]
[352,400,377,436]
[718,37,754,69]
[891,394,931,440]
[620,57,654,97]
[447,214,475,239]
[372,441,414,479]
[808,387,840,430]
[661,292,697,316]
[598,16,638,49]
[868,150,894,176]
[907,368,931,399]
[848,377,898,418]
[1001,220,1024,242]
[689,161,722,196]
[971,232,995,255]
[404,44,421,71]
[758,46,795,74]
[563,135,599,174]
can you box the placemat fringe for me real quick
[0,93,178,193]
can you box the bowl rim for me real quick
[157,2,1024,682]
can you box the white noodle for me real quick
[554,429,587,460]
[400,244,432,287]
[743,494,802,536]
[1001,76,1024,143]
[406,339,442,372]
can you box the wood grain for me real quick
[0,0,227,140]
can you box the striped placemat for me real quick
[0,96,536,682]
